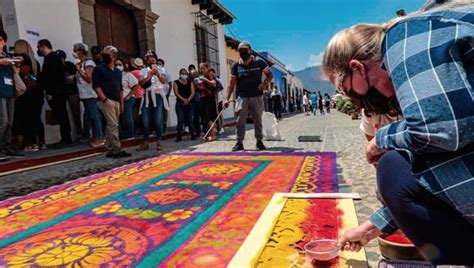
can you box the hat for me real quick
[238,41,251,50]
[56,50,67,59]
[132,57,144,69]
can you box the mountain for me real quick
[294,66,335,95]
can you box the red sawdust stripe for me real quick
[299,199,343,267]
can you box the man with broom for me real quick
[224,41,273,152]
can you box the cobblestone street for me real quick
[0,111,382,266]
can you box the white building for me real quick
[0,0,235,143]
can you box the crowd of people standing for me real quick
[302,90,331,116]
[0,31,230,160]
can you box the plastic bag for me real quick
[262,112,282,141]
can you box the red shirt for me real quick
[131,70,144,98]
[198,72,217,97]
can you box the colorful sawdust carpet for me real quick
[0,152,338,267]
[230,194,367,267]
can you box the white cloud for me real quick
[286,64,295,71]
[307,52,324,67]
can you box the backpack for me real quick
[0,64,14,98]
[216,79,224,92]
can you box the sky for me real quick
[220,0,427,71]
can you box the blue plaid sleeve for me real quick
[376,18,474,153]
[369,207,399,234]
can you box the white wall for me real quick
[216,23,232,119]
[1,0,20,46]
[151,0,232,127]
[12,0,83,143]
[151,0,199,128]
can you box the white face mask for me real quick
[180,74,188,80]
[72,52,79,59]
[116,65,124,72]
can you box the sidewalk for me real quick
[0,121,237,175]
[0,110,303,175]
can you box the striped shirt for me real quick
[370,7,474,233]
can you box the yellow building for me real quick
[225,35,273,102]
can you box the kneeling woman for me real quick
[322,4,474,265]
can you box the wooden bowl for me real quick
[377,236,425,261]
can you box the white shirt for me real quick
[139,67,170,111]
[122,71,138,97]
[302,95,309,105]
[76,59,97,99]
[140,67,166,92]
[271,86,281,97]
[162,70,173,96]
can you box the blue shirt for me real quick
[370,7,474,233]
[310,93,318,106]
[92,63,122,102]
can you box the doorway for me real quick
[94,0,140,57]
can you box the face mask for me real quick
[157,64,163,68]
[72,52,79,59]
[348,72,398,114]
[37,49,43,57]
[239,50,251,60]
[180,74,188,80]
[116,65,124,72]
[102,54,112,64]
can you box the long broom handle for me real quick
[202,99,235,140]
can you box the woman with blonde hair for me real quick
[14,39,46,151]
[14,39,39,77]
[322,3,474,264]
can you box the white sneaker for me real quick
[184,127,190,133]
[218,128,225,135]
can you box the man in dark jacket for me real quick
[37,39,72,148]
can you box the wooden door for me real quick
[94,0,140,57]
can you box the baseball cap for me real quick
[238,41,251,50]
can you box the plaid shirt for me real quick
[370,7,474,233]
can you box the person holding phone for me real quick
[0,31,27,160]
[137,50,169,151]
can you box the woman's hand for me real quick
[340,221,383,252]
[366,138,386,164]
[0,58,12,66]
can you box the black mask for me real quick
[239,51,251,61]
[36,49,43,57]
[348,72,399,114]
[102,54,112,64]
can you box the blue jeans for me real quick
[377,150,474,265]
[141,94,164,140]
[82,98,103,139]
[193,100,201,136]
[120,97,135,139]
[176,102,194,136]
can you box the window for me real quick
[193,12,220,76]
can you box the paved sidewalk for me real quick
[0,111,382,266]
